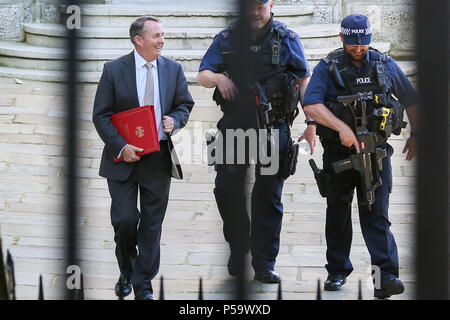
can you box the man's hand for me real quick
[402,135,416,161]
[162,116,174,134]
[303,104,359,153]
[123,144,143,163]
[216,73,238,101]
[298,125,317,155]
[338,124,360,153]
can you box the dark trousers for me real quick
[213,123,289,272]
[323,143,399,280]
[214,164,285,272]
[107,143,171,298]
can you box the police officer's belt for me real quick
[268,115,288,126]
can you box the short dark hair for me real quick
[129,16,161,45]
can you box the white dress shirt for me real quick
[117,50,166,158]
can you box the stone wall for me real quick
[275,0,343,23]
[274,0,415,54]
[0,0,31,40]
[1,0,416,55]
[0,0,62,40]
[343,0,415,54]
[0,0,104,40]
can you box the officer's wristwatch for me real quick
[305,120,316,126]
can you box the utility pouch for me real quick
[389,100,407,135]
[283,73,300,114]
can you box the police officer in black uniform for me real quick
[197,0,313,283]
[303,14,417,298]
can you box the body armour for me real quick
[317,47,406,147]
[213,18,301,123]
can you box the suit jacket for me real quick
[92,51,194,181]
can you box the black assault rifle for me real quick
[331,92,387,209]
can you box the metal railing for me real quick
[2,241,366,300]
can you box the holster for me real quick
[309,159,333,198]
[278,138,299,180]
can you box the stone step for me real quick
[0,67,98,83]
[0,41,391,73]
[23,23,342,50]
[0,54,417,88]
[71,4,315,28]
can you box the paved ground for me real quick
[0,75,416,300]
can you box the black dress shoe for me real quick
[254,270,280,283]
[324,274,347,291]
[134,291,154,300]
[227,254,245,276]
[374,277,404,299]
[115,277,132,298]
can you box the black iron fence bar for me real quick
[38,275,44,300]
[231,0,254,301]
[64,0,80,300]
[316,280,321,300]
[277,281,282,300]
[77,273,85,300]
[415,0,449,300]
[117,276,125,300]
[358,279,362,300]
[0,241,9,299]
[6,250,16,300]
[198,277,203,300]
[159,276,165,300]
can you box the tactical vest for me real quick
[214,18,300,122]
[317,48,405,147]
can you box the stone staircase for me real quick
[0,3,403,83]
[0,2,417,299]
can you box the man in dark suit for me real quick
[92,16,194,300]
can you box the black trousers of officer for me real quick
[107,141,171,298]
[323,142,399,280]
[214,122,289,273]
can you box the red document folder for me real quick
[111,105,160,163]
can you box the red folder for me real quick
[111,105,160,163]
